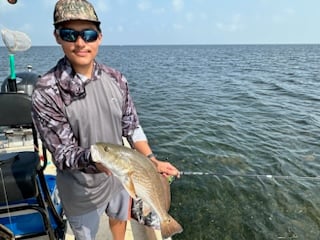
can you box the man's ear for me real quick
[54,30,62,45]
[97,33,103,45]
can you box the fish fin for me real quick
[160,215,183,239]
[123,172,138,199]
[160,174,171,211]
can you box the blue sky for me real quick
[0,0,319,46]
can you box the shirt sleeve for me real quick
[131,125,147,142]
[118,74,140,138]
[31,88,93,171]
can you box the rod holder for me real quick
[8,54,17,92]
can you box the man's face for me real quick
[55,20,102,76]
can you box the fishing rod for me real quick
[179,171,320,181]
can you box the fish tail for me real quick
[160,215,183,238]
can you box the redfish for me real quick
[90,142,183,238]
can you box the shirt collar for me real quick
[55,57,101,106]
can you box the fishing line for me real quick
[180,171,320,181]
[0,167,13,229]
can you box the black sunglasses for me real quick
[57,28,99,43]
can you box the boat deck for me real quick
[27,217,164,240]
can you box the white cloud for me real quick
[216,14,244,32]
[137,0,151,11]
[272,8,295,24]
[173,23,183,30]
[19,23,32,32]
[153,7,166,15]
[96,0,110,13]
[115,0,128,5]
[41,0,55,9]
[284,8,295,15]
[172,0,184,12]
[199,12,208,21]
[117,25,124,32]
[186,12,194,22]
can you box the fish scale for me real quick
[131,158,167,216]
[110,143,168,218]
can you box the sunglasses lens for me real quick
[58,29,98,42]
[58,29,78,42]
[81,30,99,42]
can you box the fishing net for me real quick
[1,28,31,53]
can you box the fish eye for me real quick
[104,146,109,152]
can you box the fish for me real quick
[90,142,183,238]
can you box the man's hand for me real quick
[95,162,113,175]
[153,160,180,178]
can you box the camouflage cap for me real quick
[53,0,100,25]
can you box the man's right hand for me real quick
[95,162,113,175]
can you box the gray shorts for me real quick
[67,189,130,240]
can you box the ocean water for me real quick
[1,44,320,239]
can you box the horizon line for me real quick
[1,43,320,48]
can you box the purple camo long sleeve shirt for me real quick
[31,57,139,172]
[31,57,141,215]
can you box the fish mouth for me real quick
[90,143,111,164]
[90,144,101,163]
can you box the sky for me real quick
[0,0,320,46]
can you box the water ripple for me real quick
[2,44,320,239]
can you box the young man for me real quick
[31,0,180,239]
